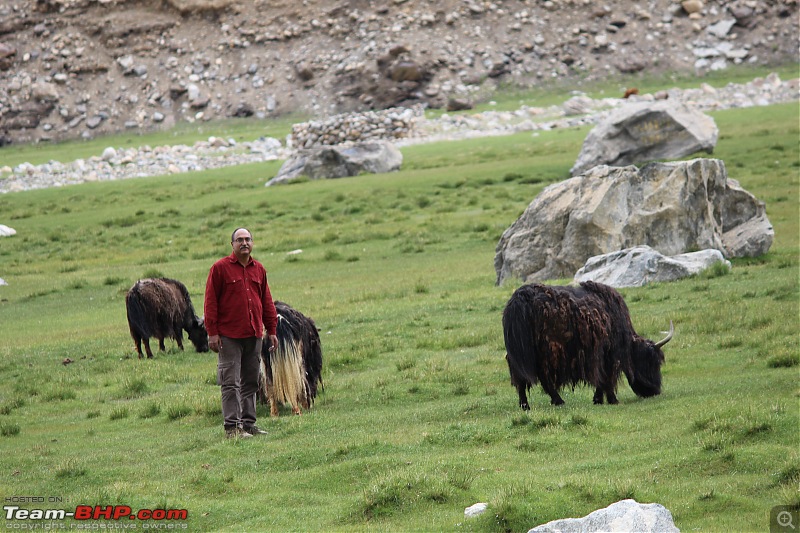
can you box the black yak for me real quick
[125,278,209,359]
[503,281,673,409]
[258,301,323,416]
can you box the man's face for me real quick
[232,229,253,258]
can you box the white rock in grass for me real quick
[465,502,488,518]
[574,245,731,288]
[528,499,679,533]
[0,224,16,237]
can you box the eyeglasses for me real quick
[233,237,253,244]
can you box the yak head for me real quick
[628,321,673,398]
[188,316,209,353]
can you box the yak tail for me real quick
[270,333,306,408]
[502,285,540,386]
[125,283,153,338]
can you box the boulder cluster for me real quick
[494,158,773,285]
[0,0,796,145]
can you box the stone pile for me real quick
[0,137,289,193]
[288,107,423,149]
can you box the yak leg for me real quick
[605,390,619,404]
[516,384,530,411]
[593,386,618,404]
[143,338,155,359]
[291,383,303,415]
[132,334,144,359]
[510,373,531,410]
[604,359,620,404]
[174,323,185,351]
[267,379,279,417]
[541,382,565,406]
[547,391,565,406]
[158,337,166,353]
[593,388,605,405]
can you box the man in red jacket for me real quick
[205,227,279,439]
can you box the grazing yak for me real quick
[258,301,323,417]
[503,281,673,409]
[125,278,209,359]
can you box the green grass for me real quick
[0,73,797,532]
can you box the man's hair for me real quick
[231,227,252,242]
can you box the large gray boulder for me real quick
[529,499,679,533]
[570,100,718,176]
[266,141,402,186]
[495,159,772,285]
[574,246,731,288]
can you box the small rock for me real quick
[86,115,104,129]
[101,147,117,161]
[681,0,704,15]
[0,224,17,237]
[465,503,488,518]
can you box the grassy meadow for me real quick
[0,73,798,532]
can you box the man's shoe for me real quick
[243,424,267,436]
[225,427,253,439]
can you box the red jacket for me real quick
[204,253,278,339]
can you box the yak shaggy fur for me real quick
[258,301,323,416]
[502,280,672,409]
[125,278,208,359]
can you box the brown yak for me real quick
[125,278,208,359]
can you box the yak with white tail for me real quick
[258,301,323,416]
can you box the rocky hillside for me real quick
[0,0,796,146]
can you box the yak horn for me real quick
[655,320,674,348]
